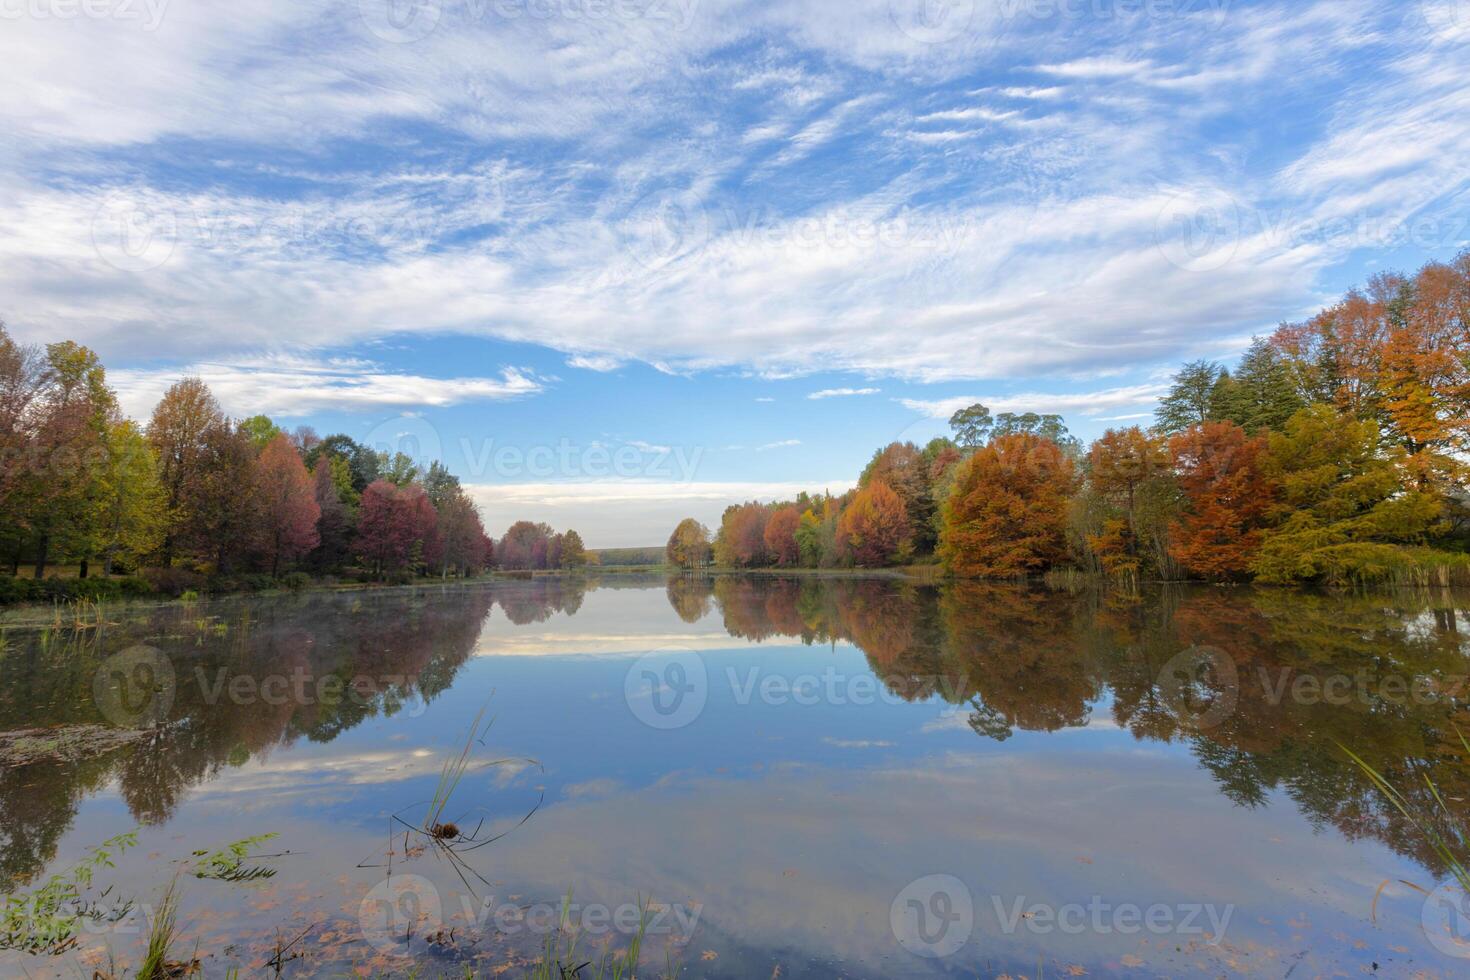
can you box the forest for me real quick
[670,251,1470,586]
[0,335,587,600]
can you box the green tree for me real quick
[238,414,283,450]
[93,420,167,575]
[1252,405,1442,583]
[1216,339,1305,433]
[948,403,993,450]
[1155,360,1225,433]
[559,529,588,568]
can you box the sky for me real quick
[3,0,1469,545]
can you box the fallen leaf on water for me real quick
[702,950,718,961]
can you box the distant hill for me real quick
[591,546,665,567]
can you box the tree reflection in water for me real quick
[680,574,1470,883]
[3,573,1469,899]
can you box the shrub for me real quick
[281,571,312,592]
[142,566,208,597]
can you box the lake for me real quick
[2,575,1470,977]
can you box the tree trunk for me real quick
[33,534,49,580]
[78,558,89,579]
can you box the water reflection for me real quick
[1,575,1468,975]
[679,576,1470,886]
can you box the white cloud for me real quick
[566,353,625,372]
[898,383,1168,421]
[807,387,880,400]
[109,354,542,419]
[0,0,1464,393]
[756,439,803,451]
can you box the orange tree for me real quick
[1167,422,1274,579]
[938,433,1076,578]
[836,481,911,567]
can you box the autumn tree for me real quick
[436,490,491,577]
[1167,422,1274,579]
[559,530,588,568]
[309,455,355,571]
[837,481,912,567]
[713,502,770,567]
[23,341,117,578]
[498,520,557,570]
[859,442,937,552]
[183,421,260,572]
[93,420,167,575]
[763,505,802,566]
[254,433,321,577]
[356,480,439,577]
[938,434,1076,578]
[666,517,713,568]
[147,379,225,565]
[1083,427,1174,577]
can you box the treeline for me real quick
[0,326,587,594]
[671,250,1470,586]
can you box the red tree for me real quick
[1167,422,1275,579]
[356,480,437,577]
[763,505,802,566]
[254,434,320,576]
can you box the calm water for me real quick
[3,576,1470,977]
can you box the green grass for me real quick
[526,891,664,980]
[1340,733,1470,896]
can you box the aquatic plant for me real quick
[0,830,139,955]
[527,890,660,980]
[134,878,197,979]
[1340,733,1470,919]
[191,833,282,883]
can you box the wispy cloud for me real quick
[756,439,803,451]
[898,383,1168,421]
[807,387,880,400]
[110,354,542,419]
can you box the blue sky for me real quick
[4,0,1469,544]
